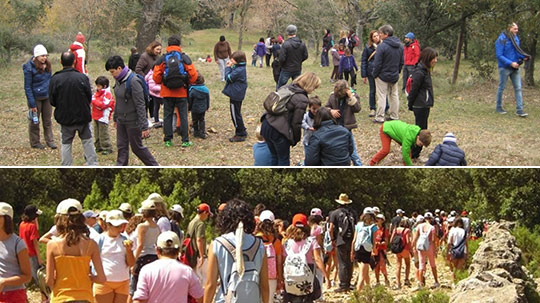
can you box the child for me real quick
[253,124,274,166]
[188,74,210,139]
[128,47,140,71]
[145,67,163,128]
[205,55,212,63]
[91,76,115,155]
[271,50,281,86]
[425,132,467,166]
[223,51,248,142]
[302,96,321,158]
[330,45,340,82]
[251,44,258,67]
[338,48,358,88]
[256,38,266,68]
[369,120,431,166]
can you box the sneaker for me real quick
[372,119,384,124]
[101,150,113,155]
[199,132,208,139]
[404,279,411,287]
[32,143,46,149]
[369,109,376,117]
[432,282,440,289]
[165,141,173,147]
[333,287,349,293]
[152,121,163,128]
[516,111,528,117]
[496,109,507,114]
[181,141,193,148]
[47,142,57,149]
[229,136,246,142]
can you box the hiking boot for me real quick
[369,109,376,117]
[32,143,46,149]
[47,142,57,149]
[229,135,246,142]
[165,140,173,147]
[198,132,208,139]
[516,111,528,117]
[152,121,163,128]
[496,109,507,114]
[372,119,384,124]
[181,141,193,148]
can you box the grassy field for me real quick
[2,28,540,166]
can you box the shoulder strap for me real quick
[215,237,237,261]
[244,237,261,261]
[98,234,104,250]
[15,236,21,266]
[454,230,466,248]
[301,237,313,255]
[125,73,135,95]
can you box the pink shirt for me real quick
[310,225,323,238]
[133,258,203,303]
[283,237,320,264]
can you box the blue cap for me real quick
[405,32,415,40]
[83,210,98,218]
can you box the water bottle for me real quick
[32,111,39,124]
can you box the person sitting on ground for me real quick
[425,132,467,166]
[369,120,431,166]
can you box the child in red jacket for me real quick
[91,76,115,155]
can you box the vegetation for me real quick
[454,238,482,283]
[513,225,540,278]
[349,285,394,303]
[410,290,450,303]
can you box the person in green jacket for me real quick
[370,120,431,166]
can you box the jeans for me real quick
[367,76,376,110]
[217,58,228,81]
[277,70,302,90]
[163,97,189,142]
[116,123,158,166]
[321,49,329,67]
[496,67,523,112]
[337,241,353,289]
[60,123,97,166]
[350,132,362,166]
[191,111,206,136]
[261,120,291,166]
[230,99,247,136]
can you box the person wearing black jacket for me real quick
[321,29,333,67]
[407,47,438,159]
[361,30,380,117]
[277,24,309,89]
[305,107,353,166]
[49,51,97,166]
[371,25,404,123]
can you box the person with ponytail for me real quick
[46,199,106,303]
[204,199,269,303]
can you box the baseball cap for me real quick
[147,193,164,203]
[461,210,468,216]
[157,231,181,249]
[310,208,322,217]
[0,202,13,218]
[435,209,441,214]
[139,199,156,213]
[218,203,227,212]
[376,214,385,221]
[396,209,404,214]
[56,199,83,215]
[24,205,43,217]
[373,207,380,213]
[197,203,213,216]
[170,204,184,217]
[259,210,275,222]
[98,211,109,221]
[363,207,374,215]
[424,212,433,219]
[106,210,129,227]
[83,210,98,219]
[119,203,133,214]
[292,213,308,227]
[447,216,455,223]
[416,215,425,223]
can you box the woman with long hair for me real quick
[23,44,56,149]
[447,217,468,283]
[255,210,283,303]
[361,30,381,117]
[46,199,106,303]
[351,209,377,293]
[373,214,390,287]
[389,218,412,289]
[135,41,163,125]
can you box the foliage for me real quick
[454,238,482,283]
[512,225,540,278]
[410,290,450,303]
[348,285,394,303]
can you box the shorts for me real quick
[354,246,372,264]
[94,280,130,296]
[396,249,411,260]
[418,246,436,271]
[0,289,27,303]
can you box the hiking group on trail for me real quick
[22,21,530,166]
[0,193,487,303]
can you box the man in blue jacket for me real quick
[371,25,404,123]
[495,22,529,117]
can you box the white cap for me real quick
[119,203,133,214]
[98,210,109,221]
[396,209,404,214]
[447,216,455,223]
[157,231,181,249]
[376,214,385,221]
[106,210,129,227]
[435,209,441,214]
[139,199,156,213]
[170,204,184,217]
[56,199,83,215]
[416,215,425,223]
[450,210,457,216]
[0,202,13,218]
[33,44,48,57]
[259,210,275,222]
[424,212,433,219]
[363,207,374,215]
[147,193,164,203]
[373,207,380,213]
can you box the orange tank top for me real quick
[51,240,94,303]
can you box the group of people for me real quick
[0,192,478,303]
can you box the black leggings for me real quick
[412,107,430,158]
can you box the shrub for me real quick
[410,290,450,303]
[348,285,394,303]
[513,225,540,278]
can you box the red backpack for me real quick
[405,75,413,96]
[180,237,196,268]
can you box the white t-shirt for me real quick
[157,217,171,233]
[128,231,138,253]
[88,225,101,241]
[97,234,130,282]
[462,217,470,234]
[448,227,467,253]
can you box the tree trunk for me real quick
[524,33,536,87]
[135,0,165,56]
[451,17,466,86]
[229,12,235,29]
[356,21,364,54]
[237,0,252,50]
[463,26,468,60]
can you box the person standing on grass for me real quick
[153,35,198,148]
[49,51,97,166]
[23,44,57,150]
[136,41,163,125]
[223,51,249,142]
[188,73,210,139]
[321,29,333,67]
[145,66,163,128]
[338,49,358,88]
[19,205,44,300]
[128,47,140,71]
[371,24,404,123]
[91,76,115,156]
[214,36,232,82]
[0,202,32,303]
[106,55,159,166]
[186,203,213,285]
[390,218,412,289]
[407,47,438,159]
[256,38,267,68]
[330,44,341,82]
[447,217,468,283]
[361,30,380,118]
[402,32,420,93]
[495,22,530,117]
[277,24,309,89]
[69,32,88,75]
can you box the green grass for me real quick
[2,28,540,166]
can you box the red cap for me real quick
[75,32,85,43]
[292,213,308,227]
[461,210,468,216]
[197,203,213,216]
[218,203,227,212]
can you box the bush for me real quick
[410,290,450,303]
[348,285,394,303]
[513,225,540,278]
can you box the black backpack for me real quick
[451,234,466,259]
[391,230,405,254]
[337,208,355,239]
[163,51,190,89]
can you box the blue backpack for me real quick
[163,51,189,89]
[126,72,151,106]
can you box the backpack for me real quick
[180,237,196,268]
[170,219,184,243]
[390,229,406,254]
[337,208,355,240]
[405,75,413,96]
[163,51,189,89]
[215,236,262,303]
[451,232,466,259]
[349,34,360,47]
[263,85,295,115]
[126,72,151,107]
[323,227,333,253]
[264,238,278,279]
[416,225,432,251]
[283,238,315,296]
[354,222,374,252]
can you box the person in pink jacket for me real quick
[145,68,163,128]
